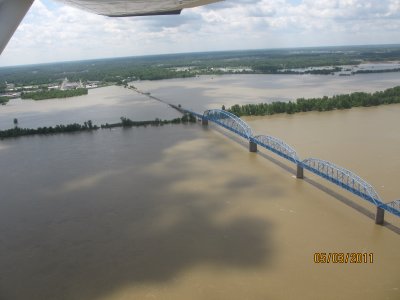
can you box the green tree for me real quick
[226,86,400,117]
[0,82,6,93]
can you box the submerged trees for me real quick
[0,114,197,139]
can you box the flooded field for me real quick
[0,74,399,300]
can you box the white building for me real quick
[60,78,83,90]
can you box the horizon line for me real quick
[1,43,400,69]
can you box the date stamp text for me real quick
[313,252,374,264]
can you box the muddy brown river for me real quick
[0,74,399,299]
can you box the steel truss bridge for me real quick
[184,108,400,224]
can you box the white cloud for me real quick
[0,0,399,66]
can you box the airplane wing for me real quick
[0,0,222,54]
[0,0,35,55]
[55,0,222,17]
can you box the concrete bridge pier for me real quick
[375,207,385,225]
[201,118,208,126]
[249,140,257,152]
[296,164,304,179]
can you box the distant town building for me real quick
[23,85,37,90]
[85,81,100,89]
[0,92,20,98]
[60,78,83,90]
[85,83,98,89]
[5,83,15,89]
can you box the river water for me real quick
[133,72,400,111]
[0,73,399,300]
[0,85,181,130]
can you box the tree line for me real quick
[227,86,400,116]
[0,114,197,139]
[102,115,196,128]
[0,96,9,105]
[2,45,400,86]
[0,122,98,139]
[21,88,88,100]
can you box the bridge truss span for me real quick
[203,109,253,140]
[301,158,382,206]
[254,135,300,163]
[382,200,400,217]
[179,106,399,222]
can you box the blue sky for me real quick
[1,0,400,66]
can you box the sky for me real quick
[0,0,400,67]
